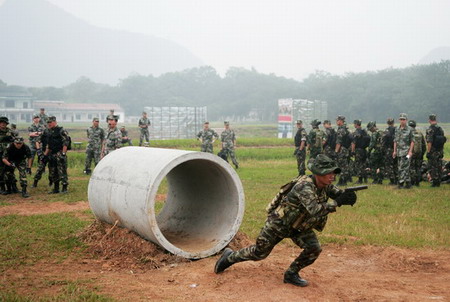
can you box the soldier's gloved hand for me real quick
[26,168,32,175]
[325,202,337,213]
[426,152,431,159]
[335,191,357,207]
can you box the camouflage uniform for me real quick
[85,126,105,172]
[38,113,49,127]
[352,127,369,182]
[336,124,351,184]
[197,128,219,153]
[28,122,45,163]
[0,124,15,192]
[220,128,239,168]
[368,127,384,183]
[323,127,337,160]
[294,126,307,175]
[394,125,414,186]
[45,126,70,189]
[382,125,398,184]
[120,129,133,146]
[102,127,122,157]
[409,125,425,186]
[426,124,445,186]
[226,174,342,275]
[138,117,151,146]
[307,128,325,159]
[2,143,32,189]
[33,130,51,185]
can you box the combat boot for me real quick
[377,178,383,185]
[363,177,368,183]
[49,178,53,187]
[214,248,234,274]
[83,169,91,175]
[3,183,12,195]
[234,164,239,169]
[11,182,19,194]
[431,181,441,187]
[404,182,412,189]
[61,184,68,194]
[397,182,404,189]
[389,178,396,186]
[32,179,38,188]
[21,186,30,198]
[356,177,363,184]
[0,183,5,194]
[49,182,60,194]
[283,271,308,287]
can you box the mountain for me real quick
[0,0,203,87]
[419,47,450,65]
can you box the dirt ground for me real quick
[1,200,450,301]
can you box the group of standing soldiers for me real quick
[0,108,70,197]
[294,113,446,188]
[196,121,239,169]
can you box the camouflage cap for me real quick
[204,121,209,124]
[107,115,119,121]
[224,121,230,125]
[323,120,331,124]
[40,108,45,111]
[399,113,408,120]
[353,119,362,126]
[11,124,16,128]
[429,114,437,121]
[386,118,394,124]
[120,126,126,129]
[336,115,345,121]
[92,117,99,122]
[142,111,147,115]
[47,116,56,122]
[367,121,376,129]
[310,119,321,126]
[14,136,24,143]
[33,114,40,119]
[0,116,9,124]
[296,120,303,124]
[408,120,416,127]
[308,154,341,176]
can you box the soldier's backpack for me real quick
[266,175,305,214]
[342,130,352,149]
[412,130,424,155]
[325,128,337,149]
[360,129,371,149]
[382,127,395,148]
[432,125,447,149]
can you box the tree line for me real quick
[1,61,449,122]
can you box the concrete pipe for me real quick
[88,147,245,259]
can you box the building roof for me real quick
[33,101,123,111]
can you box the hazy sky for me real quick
[31,0,450,79]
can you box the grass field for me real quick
[1,124,449,301]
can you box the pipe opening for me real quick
[155,159,240,253]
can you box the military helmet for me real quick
[367,121,376,129]
[353,119,362,126]
[408,120,417,127]
[429,114,437,121]
[0,116,9,124]
[308,154,341,176]
[310,119,321,126]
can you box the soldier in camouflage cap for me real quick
[408,120,426,186]
[367,121,384,184]
[294,120,307,175]
[214,154,359,287]
[335,115,352,185]
[102,115,122,158]
[426,114,446,187]
[197,122,219,153]
[307,119,324,159]
[138,111,151,146]
[393,113,414,188]
[220,121,239,169]
[2,136,32,197]
[0,116,16,194]
[84,117,105,175]
[382,117,398,185]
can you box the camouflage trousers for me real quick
[397,155,411,184]
[296,150,306,176]
[227,219,321,274]
[336,147,350,181]
[48,153,68,186]
[85,146,101,170]
[309,147,322,160]
[384,148,398,181]
[369,151,384,181]
[323,146,336,160]
[34,156,51,183]
[30,145,38,164]
[221,147,239,167]
[409,154,423,185]
[0,162,5,186]
[201,143,214,153]
[354,148,367,178]
[4,161,27,187]
[139,129,150,146]
[428,150,443,183]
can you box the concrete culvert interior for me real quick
[88,147,245,259]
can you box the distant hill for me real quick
[419,47,450,65]
[0,0,203,87]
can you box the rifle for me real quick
[335,185,368,207]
